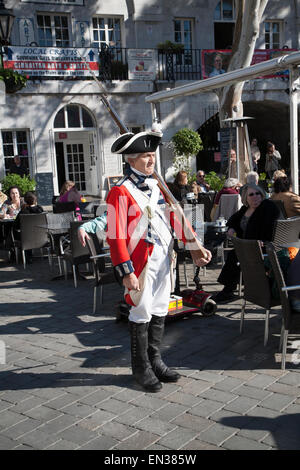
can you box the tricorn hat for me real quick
[111,124,163,155]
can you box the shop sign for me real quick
[3,46,99,78]
[128,49,157,80]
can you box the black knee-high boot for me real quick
[148,315,180,383]
[129,321,162,392]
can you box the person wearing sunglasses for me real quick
[196,171,211,193]
[212,184,280,303]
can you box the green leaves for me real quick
[171,128,203,157]
[1,173,36,196]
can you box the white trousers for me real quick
[129,240,171,324]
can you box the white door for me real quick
[63,132,98,195]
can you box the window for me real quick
[214,0,235,21]
[54,105,94,129]
[92,17,121,49]
[174,19,193,49]
[1,130,31,176]
[264,21,282,49]
[37,14,70,47]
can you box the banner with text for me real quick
[3,46,99,77]
[128,49,157,80]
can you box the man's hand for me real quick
[123,272,140,291]
[78,227,90,247]
[191,248,212,267]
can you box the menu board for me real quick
[35,172,54,206]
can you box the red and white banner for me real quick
[3,46,99,77]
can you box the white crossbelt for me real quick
[123,179,173,256]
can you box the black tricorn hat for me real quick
[111,128,162,155]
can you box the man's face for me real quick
[197,172,205,183]
[230,150,236,161]
[214,56,222,70]
[128,152,156,176]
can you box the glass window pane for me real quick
[223,0,233,19]
[184,21,191,32]
[265,23,270,32]
[82,109,93,127]
[214,2,221,20]
[54,108,65,128]
[67,106,80,128]
[174,20,181,31]
[272,23,279,33]
[175,31,181,43]
[2,131,13,143]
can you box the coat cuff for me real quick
[115,260,135,277]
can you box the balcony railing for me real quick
[5,45,294,83]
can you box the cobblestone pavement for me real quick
[0,250,299,451]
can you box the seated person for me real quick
[78,211,107,247]
[0,186,23,219]
[13,191,43,232]
[271,176,300,218]
[212,184,280,303]
[195,170,211,193]
[9,155,28,177]
[12,192,44,263]
[287,250,300,312]
[58,180,82,220]
[210,177,241,220]
[272,169,286,181]
[168,170,192,204]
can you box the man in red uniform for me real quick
[107,127,211,392]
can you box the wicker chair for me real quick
[86,234,116,314]
[231,237,280,346]
[266,242,300,369]
[272,216,300,251]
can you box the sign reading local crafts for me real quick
[128,49,156,80]
[3,46,99,78]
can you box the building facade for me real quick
[0,0,299,201]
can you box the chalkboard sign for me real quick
[35,172,54,206]
[220,127,237,164]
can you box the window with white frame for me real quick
[1,130,31,176]
[264,21,282,49]
[174,19,193,49]
[92,17,122,49]
[214,0,236,20]
[37,13,70,47]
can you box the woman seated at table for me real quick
[212,184,280,303]
[0,186,23,219]
[271,175,300,218]
[168,171,193,204]
[59,180,82,220]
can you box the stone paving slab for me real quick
[0,251,300,450]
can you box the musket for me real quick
[78,52,208,260]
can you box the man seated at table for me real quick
[195,170,211,193]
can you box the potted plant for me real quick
[0,68,28,94]
[171,128,203,181]
[156,40,185,53]
[204,171,226,192]
[1,173,36,195]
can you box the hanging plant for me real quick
[0,68,28,93]
[156,40,185,53]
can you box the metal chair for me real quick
[272,216,300,251]
[231,237,281,346]
[62,221,92,287]
[45,212,75,274]
[86,234,116,314]
[266,242,300,369]
[12,213,50,268]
